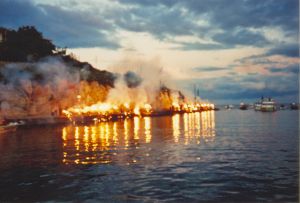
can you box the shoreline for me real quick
[3,108,217,126]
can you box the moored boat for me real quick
[255,97,276,112]
[239,102,248,110]
[254,102,262,111]
[261,98,276,112]
[0,119,24,134]
[225,105,234,110]
[290,103,299,110]
[279,104,286,110]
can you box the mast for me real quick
[193,84,196,102]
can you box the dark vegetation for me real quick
[0,26,55,62]
[0,26,116,87]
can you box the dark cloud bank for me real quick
[0,0,299,103]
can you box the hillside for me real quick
[0,26,116,87]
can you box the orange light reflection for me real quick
[62,111,215,165]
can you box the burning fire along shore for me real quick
[0,57,215,125]
[62,94,215,123]
[60,59,216,123]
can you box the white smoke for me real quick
[106,57,178,105]
[0,56,198,119]
[0,57,80,118]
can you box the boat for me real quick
[261,98,276,112]
[279,104,286,110]
[290,103,299,110]
[0,119,24,134]
[255,97,276,112]
[261,100,276,112]
[239,102,248,110]
[225,105,234,110]
[254,102,262,111]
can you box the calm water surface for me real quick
[0,110,298,202]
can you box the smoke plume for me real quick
[0,57,81,118]
[0,56,194,119]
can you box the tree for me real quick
[0,26,56,62]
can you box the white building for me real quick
[0,28,7,43]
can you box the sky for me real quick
[0,0,299,104]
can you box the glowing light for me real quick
[134,106,140,115]
[144,117,151,143]
[134,116,140,140]
[62,127,67,141]
[172,114,180,142]
[75,126,80,151]
[124,103,130,109]
[124,119,129,147]
[183,113,189,145]
[62,92,215,123]
[112,122,118,144]
[84,126,89,152]
[61,110,216,165]
[143,103,152,113]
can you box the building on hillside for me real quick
[0,28,8,43]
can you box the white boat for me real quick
[255,97,276,112]
[254,102,262,111]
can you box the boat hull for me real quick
[255,98,276,112]
[260,106,276,112]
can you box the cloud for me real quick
[267,64,299,74]
[178,42,231,51]
[192,67,226,72]
[0,0,43,26]
[39,4,121,49]
[0,0,121,49]
[213,29,269,47]
[1,0,298,51]
[116,0,298,48]
[181,0,298,32]
[235,45,299,72]
[1,0,298,103]
[266,43,299,57]
[178,73,298,102]
[114,4,200,40]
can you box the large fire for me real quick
[0,58,215,123]
[62,91,215,123]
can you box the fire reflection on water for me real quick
[144,117,151,143]
[133,116,139,140]
[172,114,180,143]
[62,111,215,165]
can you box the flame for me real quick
[62,100,214,121]
[63,102,155,117]
[134,106,140,115]
[62,87,215,122]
